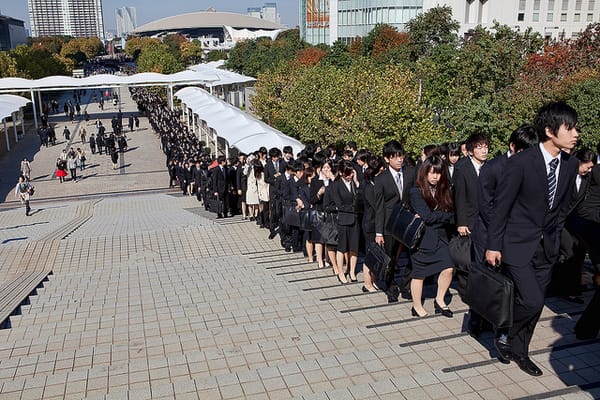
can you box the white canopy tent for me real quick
[0,64,256,129]
[175,86,303,156]
[0,95,31,152]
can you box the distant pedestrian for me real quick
[89,133,96,154]
[111,147,119,169]
[15,175,33,216]
[20,158,31,180]
[55,158,68,183]
[128,115,134,132]
[134,116,139,129]
[84,110,90,123]
[77,148,86,170]
[63,126,71,141]
[67,155,78,182]
[80,126,87,144]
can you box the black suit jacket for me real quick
[575,164,600,223]
[487,146,578,266]
[471,154,508,254]
[409,187,454,251]
[374,166,415,236]
[330,180,359,226]
[264,159,285,197]
[452,158,480,229]
[362,181,377,234]
[212,166,228,196]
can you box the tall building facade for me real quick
[0,15,27,51]
[301,0,600,45]
[28,0,105,39]
[247,3,281,24]
[116,6,137,38]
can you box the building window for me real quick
[561,12,568,20]
[562,0,569,10]
[534,0,541,10]
[587,12,594,21]
[575,0,582,10]
[518,12,525,21]
[548,0,555,10]
[547,11,554,20]
[533,12,540,21]
[519,0,526,10]
[574,12,581,20]
[589,0,596,10]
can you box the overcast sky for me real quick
[1,1,299,32]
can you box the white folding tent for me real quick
[0,95,31,151]
[175,86,304,156]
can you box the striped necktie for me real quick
[548,158,559,208]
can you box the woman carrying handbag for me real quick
[408,156,455,318]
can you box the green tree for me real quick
[565,75,600,149]
[0,52,18,77]
[180,39,203,65]
[137,41,184,73]
[321,40,354,68]
[406,6,460,60]
[206,50,227,62]
[10,45,68,78]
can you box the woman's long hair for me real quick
[415,155,453,212]
[364,155,384,183]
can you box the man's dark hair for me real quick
[347,141,357,151]
[423,144,441,158]
[446,142,461,157]
[356,149,370,163]
[533,101,578,143]
[573,148,596,164]
[217,155,226,164]
[268,147,281,158]
[465,133,489,152]
[509,124,539,152]
[382,140,405,159]
[283,145,293,154]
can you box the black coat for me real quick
[409,187,454,251]
[362,181,377,235]
[330,179,359,226]
[374,166,415,236]
[212,166,228,195]
[487,146,578,266]
[452,158,480,229]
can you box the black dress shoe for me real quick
[494,335,513,364]
[268,231,277,240]
[467,314,482,338]
[411,307,428,317]
[514,356,543,376]
[285,246,292,252]
[434,300,453,318]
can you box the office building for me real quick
[28,0,105,39]
[301,0,599,45]
[0,14,27,51]
[247,3,281,24]
[116,6,137,38]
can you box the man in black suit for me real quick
[212,156,229,218]
[264,148,286,238]
[470,125,539,338]
[549,148,596,302]
[374,140,416,302]
[486,102,580,376]
[453,133,489,237]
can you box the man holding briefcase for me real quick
[486,102,579,376]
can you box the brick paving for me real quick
[0,89,598,399]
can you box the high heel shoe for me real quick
[411,307,428,318]
[434,300,453,318]
[362,286,377,293]
[337,275,348,284]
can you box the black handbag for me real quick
[318,212,338,246]
[386,205,425,250]
[466,263,514,328]
[299,209,314,231]
[448,235,472,269]
[283,206,301,227]
[364,243,391,283]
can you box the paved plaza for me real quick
[0,90,598,400]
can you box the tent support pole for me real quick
[37,90,43,118]
[12,112,18,143]
[4,119,10,152]
[30,90,38,130]
[169,85,174,110]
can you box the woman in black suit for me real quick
[310,158,335,269]
[331,160,361,283]
[361,156,385,292]
[297,167,315,263]
[409,156,455,318]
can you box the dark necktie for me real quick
[548,158,559,208]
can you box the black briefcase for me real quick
[364,243,391,283]
[386,205,425,250]
[283,206,301,227]
[466,263,514,328]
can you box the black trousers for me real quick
[383,235,411,293]
[506,241,554,358]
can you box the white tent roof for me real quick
[0,64,255,93]
[0,95,31,120]
[175,87,303,155]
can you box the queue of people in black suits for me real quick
[133,88,600,375]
